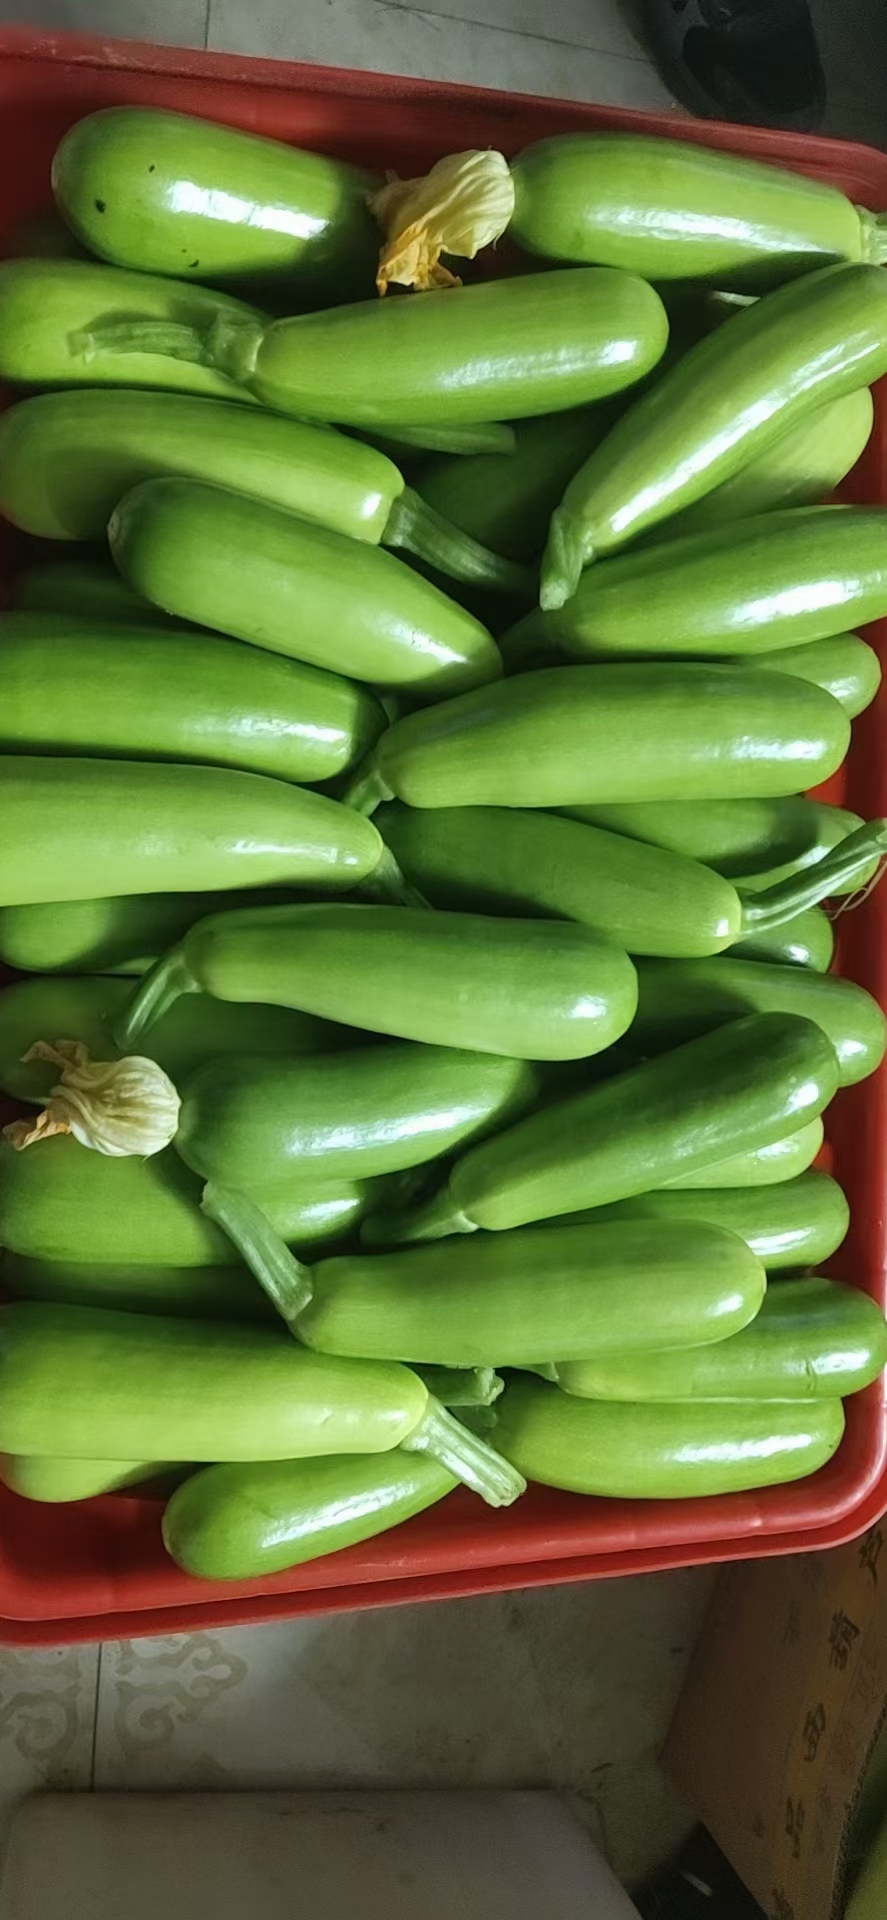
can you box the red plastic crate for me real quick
[1,26,886,1644]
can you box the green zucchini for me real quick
[541,264,887,601]
[0,1135,373,1267]
[0,622,386,786]
[644,389,874,545]
[631,955,887,1088]
[0,891,296,977]
[0,257,267,401]
[174,1042,542,1188]
[555,1276,887,1402]
[116,900,638,1064]
[416,406,621,562]
[1,1455,172,1502]
[506,507,887,663]
[53,107,379,297]
[291,1219,764,1366]
[549,1170,848,1271]
[665,1119,824,1188]
[0,757,384,906]
[0,1303,422,1463]
[732,909,834,971]
[560,797,867,891]
[12,559,172,624]
[0,1251,278,1323]
[109,476,503,698]
[490,1375,845,1499]
[0,390,529,593]
[727,633,882,720]
[356,664,850,811]
[376,804,860,961]
[372,134,887,293]
[360,1012,839,1242]
[87,269,668,427]
[163,1452,457,1581]
[0,975,350,1105]
[0,1301,523,1504]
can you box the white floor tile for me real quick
[0,0,207,48]
[208,0,674,111]
[0,1644,99,1869]
[93,1570,710,1888]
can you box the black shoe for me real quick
[639,0,826,132]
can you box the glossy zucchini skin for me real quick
[0,1136,372,1267]
[0,975,347,1104]
[507,508,887,662]
[163,1452,457,1581]
[664,1120,824,1189]
[0,257,264,401]
[296,1219,765,1366]
[491,1375,845,1499]
[735,634,881,720]
[221,269,669,427]
[374,665,850,808]
[632,956,887,1089]
[0,389,403,545]
[0,756,381,905]
[0,890,308,977]
[377,801,741,957]
[560,797,866,891]
[556,1277,887,1403]
[645,389,874,544]
[363,1012,839,1240]
[109,477,502,700]
[508,134,879,289]
[732,909,834,971]
[52,107,380,297]
[543,264,887,587]
[550,1170,849,1272]
[162,900,639,1062]
[0,623,385,785]
[0,1252,278,1323]
[0,1302,427,1463]
[175,1043,543,1187]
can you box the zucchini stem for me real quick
[70,320,212,366]
[201,1181,313,1331]
[341,752,394,817]
[112,945,199,1051]
[383,487,534,594]
[68,311,265,388]
[401,1394,525,1506]
[539,506,588,611]
[863,210,887,267]
[740,820,887,933]
[361,1180,478,1246]
[414,1365,504,1408]
[356,844,430,909]
[372,422,517,457]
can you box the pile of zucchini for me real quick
[0,104,886,1585]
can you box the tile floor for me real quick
[0,0,676,110]
[0,0,880,1897]
[0,1569,714,1889]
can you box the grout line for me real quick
[88,1643,103,1790]
[373,0,652,64]
[204,0,212,53]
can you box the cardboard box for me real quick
[664,1524,887,1920]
